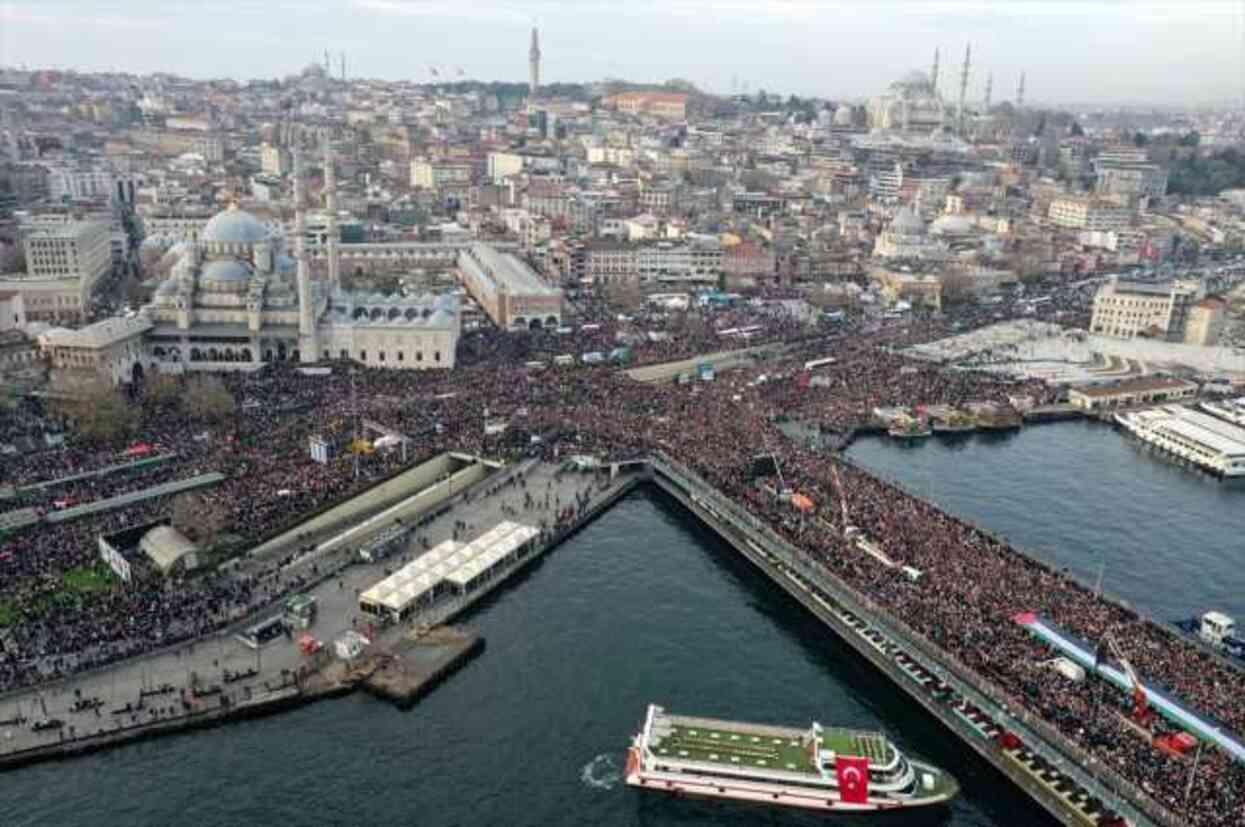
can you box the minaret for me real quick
[957,43,971,137]
[323,134,340,290]
[930,47,940,95]
[340,52,346,82]
[529,27,541,101]
[984,72,993,112]
[1017,72,1026,108]
[293,147,316,359]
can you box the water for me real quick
[0,492,1048,827]
[847,421,1245,623]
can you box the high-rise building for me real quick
[1090,277,1204,341]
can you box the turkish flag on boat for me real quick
[836,755,870,804]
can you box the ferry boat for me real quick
[931,411,977,436]
[1200,397,1245,428]
[887,416,933,440]
[1173,611,1245,663]
[625,704,958,813]
[1114,406,1245,478]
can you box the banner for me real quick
[835,755,869,804]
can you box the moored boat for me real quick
[625,704,959,813]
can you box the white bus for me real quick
[803,357,837,371]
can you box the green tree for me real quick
[1133,131,1150,147]
[1179,131,1201,147]
[1069,121,1084,137]
[49,373,137,443]
[184,376,235,422]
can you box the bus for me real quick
[524,360,547,371]
[803,357,837,371]
[553,354,575,366]
[580,323,602,333]
[238,615,286,649]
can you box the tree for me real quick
[1133,131,1150,147]
[1069,121,1084,137]
[1179,131,1201,148]
[49,373,138,443]
[184,376,235,422]
[171,491,227,547]
[144,374,182,409]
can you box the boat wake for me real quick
[581,753,622,790]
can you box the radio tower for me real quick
[1017,72,1026,108]
[957,42,971,137]
[930,47,940,95]
[984,72,993,112]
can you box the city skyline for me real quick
[0,0,1242,106]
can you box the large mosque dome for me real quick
[202,204,271,245]
[199,258,254,290]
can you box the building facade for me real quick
[457,242,562,330]
[1048,196,1131,232]
[1089,277,1204,341]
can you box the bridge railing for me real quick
[649,452,1182,827]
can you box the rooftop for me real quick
[41,316,153,349]
[459,243,561,297]
[1070,376,1197,398]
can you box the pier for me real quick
[0,460,642,772]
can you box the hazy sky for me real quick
[1,0,1242,105]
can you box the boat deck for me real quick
[651,721,891,776]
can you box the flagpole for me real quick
[1183,740,1203,808]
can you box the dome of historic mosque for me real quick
[199,258,254,288]
[832,105,854,127]
[891,206,926,235]
[930,214,976,237]
[201,204,271,245]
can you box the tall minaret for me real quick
[323,134,340,290]
[1017,72,1026,108]
[957,43,971,137]
[293,147,316,357]
[984,72,993,112]
[529,27,541,101]
[930,47,940,95]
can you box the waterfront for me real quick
[0,492,1049,827]
[847,421,1245,624]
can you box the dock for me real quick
[0,460,643,771]
[357,626,484,708]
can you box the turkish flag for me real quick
[836,755,870,804]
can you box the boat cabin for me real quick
[1199,611,1236,648]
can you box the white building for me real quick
[1048,196,1131,232]
[1089,277,1204,341]
[260,143,291,176]
[410,158,473,189]
[486,152,524,183]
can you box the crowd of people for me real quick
[0,283,1241,824]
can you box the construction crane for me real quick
[1103,631,1153,728]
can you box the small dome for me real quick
[200,258,253,284]
[833,105,854,127]
[891,206,926,234]
[202,204,271,245]
[930,215,976,236]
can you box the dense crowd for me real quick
[0,285,1241,825]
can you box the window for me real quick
[397,351,404,362]
[340,349,348,360]
[378,351,386,362]
[434,351,441,363]
[359,350,367,362]
[416,351,423,362]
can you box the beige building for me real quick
[410,158,473,189]
[0,276,88,324]
[1048,196,1131,232]
[486,152,524,183]
[1067,377,1198,412]
[1184,297,1227,346]
[24,220,112,288]
[1090,277,1204,341]
[260,143,291,176]
[42,315,152,385]
[605,92,689,120]
[457,243,562,330]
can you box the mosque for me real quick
[867,70,948,133]
[872,205,949,261]
[138,140,460,374]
